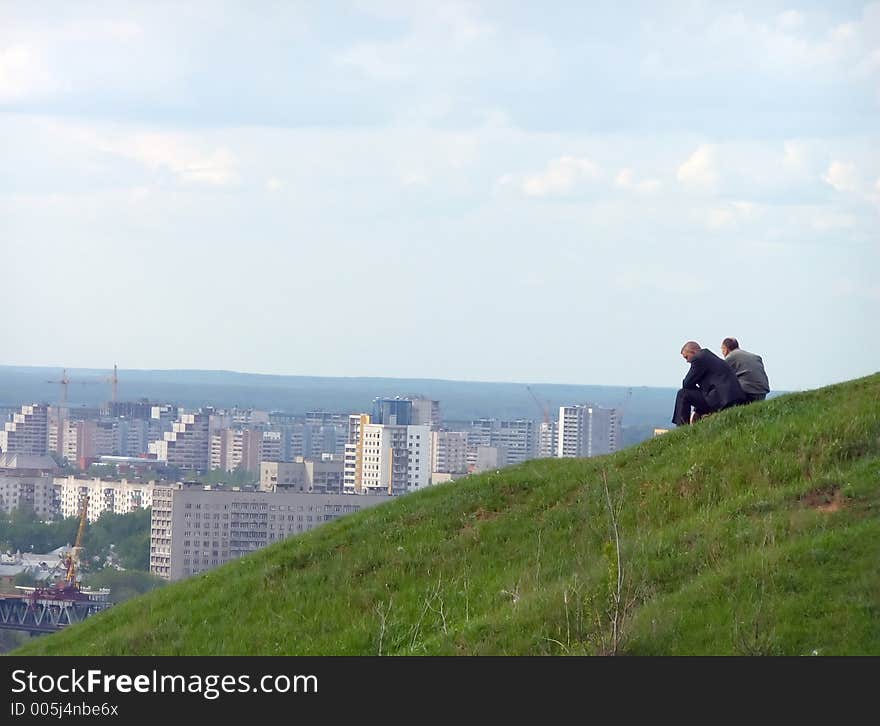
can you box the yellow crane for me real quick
[46,364,119,407]
[64,495,90,588]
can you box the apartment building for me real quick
[0,474,58,518]
[151,412,210,472]
[260,457,344,494]
[0,404,49,457]
[149,484,392,581]
[55,476,155,521]
[411,398,441,430]
[343,415,431,495]
[431,431,469,474]
[467,418,536,467]
[556,404,622,458]
[210,428,261,472]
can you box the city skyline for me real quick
[2,2,878,391]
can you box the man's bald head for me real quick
[681,341,701,362]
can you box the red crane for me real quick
[526,385,551,425]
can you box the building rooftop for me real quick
[0,453,58,471]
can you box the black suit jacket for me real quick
[682,349,747,410]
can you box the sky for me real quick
[1,1,878,391]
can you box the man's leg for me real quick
[673,389,711,425]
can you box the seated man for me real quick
[672,341,747,426]
[721,337,770,403]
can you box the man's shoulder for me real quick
[696,348,722,364]
[731,348,761,363]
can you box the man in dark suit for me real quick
[672,341,747,425]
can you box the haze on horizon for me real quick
[2,2,878,392]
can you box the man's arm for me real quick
[682,356,705,390]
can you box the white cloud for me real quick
[0,44,58,101]
[777,10,805,30]
[266,178,284,192]
[782,140,813,175]
[700,201,758,230]
[615,168,660,193]
[106,133,237,185]
[40,120,239,186]
[677,145,718,190]
[335,2,495,82]
[335,43,412,81]
[521,156,601,197]
[823,160,861,193]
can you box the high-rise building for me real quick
[0,404,49,457]
[108,401,155,420]
[151,413,210,472]
[556,405,621,458]
[371,398,413,426]
[117,418,151,457]
[466,418,536,467]
[411,398,442,430]
[431,431,469,474]
[210,428,262,472]
[260,430,282,464]
[343,414,431,495]
[537,420,558,458]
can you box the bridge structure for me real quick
[0,591,111,635]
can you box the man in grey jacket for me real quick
[721,338,770,402]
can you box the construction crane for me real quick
[46,369,100,408]
[63,495,90,588]
[526,385,551,425]
[47,364,119,407]
[24,496,94,603]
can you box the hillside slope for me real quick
[14,374,880,655]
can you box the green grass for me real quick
[12,373,880,655]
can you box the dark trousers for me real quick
[672,388,714,426]
[745,392,766,403]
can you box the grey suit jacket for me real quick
[724,348,770,396]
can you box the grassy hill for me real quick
[13,374,880,655]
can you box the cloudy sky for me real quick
[2,1,878,390]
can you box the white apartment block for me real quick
[0,475,57,518]
[537,420,558,458]
[55,476,155,522]
[149,484,392,581]
[0,404,49,457]
[343,416,431,495]
[556,404,621,458]
[431,431,469,474]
